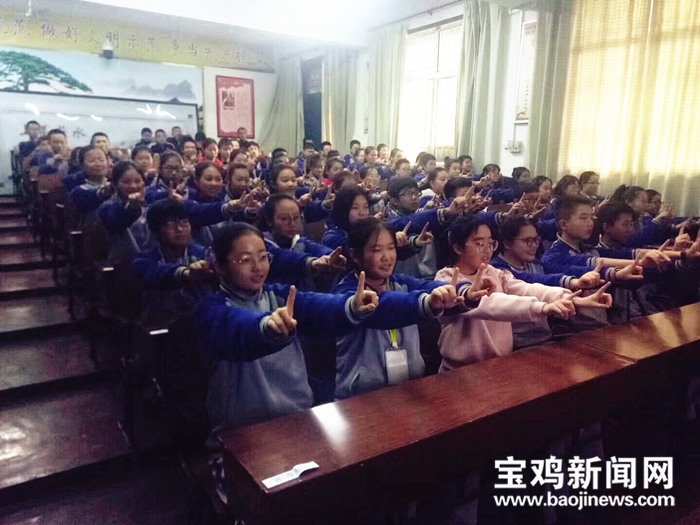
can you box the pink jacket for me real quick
[435,265,571,370]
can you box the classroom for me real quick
[1,0,699,523]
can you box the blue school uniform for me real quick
[18,140,37,158]
[98,196,153,264]
[193,282,366,429]
[343,154,353,167]
[63,170,86,193]
[263,233,332,290]
[145,179,171,205]
[132,243,210,324]
[541,236,632,280]
[625,216,672,248]
[70,180,112,227]
[331,273,448,399]
[35,151,59,175]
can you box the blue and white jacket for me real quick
[193,282,367,429]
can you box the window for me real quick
[557,0,700,214]
[398,22,462,163]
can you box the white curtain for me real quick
[556,0,700,215]
[367,24,406,148]
[322,47,357,153]
[456,0,510,167]
[258,56,304,154]
[527,1,574,178]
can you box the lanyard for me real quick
[389,329,399,349]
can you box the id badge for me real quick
[385,347,409,385]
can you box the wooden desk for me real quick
[567,304,700,364]
[219,304,700,523]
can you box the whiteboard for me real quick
[0,91,199,190]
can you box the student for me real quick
[595,202,699,318]
[511,167,532,185]
[323,187,431,261]
[151,129,175,155]
[541,195,670,282]
[389,148,403,169]
[37,129,71,176]
[168,126,184,151]
[90,132,110,153]
[236,127,250,150]
[69,146,113,225]
[492,217,601,290]
[180,136,199,174]
[217,138,235,167]
[385,177,470,279]
[18,120,42,158]
[444,158,462,178]
[192,222,380,430]
[419,168,449,209]
[322,157,344,187]
[444,176,473,202]
[532,175,553,203]
[344,140,361,167]
[491,217,610,344]
[392,158,412,179]
[332,218,484,399]
[133,199,212,325]
[261,194,331,257]
[413,154,436,184]
[145,151,188,205]
[436,215,612,370]
[476,163,515,204]
[320,141,332,154]
[98,160,153,264]
[349,146,378,173]
[457,155,474,178]
[552,174,580,199]
[609,184,674,247]
[200,138,222,166]
[376,143,390,165]
[136,127,153,148]
[131,146,157,185]
[579,171,602,201]
[268,164,333,224]
[185,161,231,246]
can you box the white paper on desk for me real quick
[262,461,319,489]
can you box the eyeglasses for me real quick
[163,218,190,229]
[229,252,272,268]
[514,236,541,247]
[399,190,421,199]
[465,240,499,252]
[163,165,183,173]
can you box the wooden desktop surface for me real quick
[219,303,700,523]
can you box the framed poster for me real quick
[216,76,255,138]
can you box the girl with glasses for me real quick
[436,215,611,370]
[491,217,610,347]
[145,151,188,205]
[194,222,380,431]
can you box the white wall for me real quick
[202,66,277,145]
[498,10,537,177]
[352,50,371,150]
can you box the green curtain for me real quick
[527,1,574,178]
[322,47,357,153]
[258,56,304,154]
[456,0,510,166]
[367,24,406,148]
